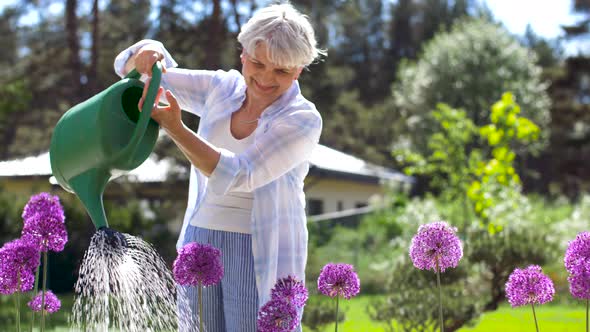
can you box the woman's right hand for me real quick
[134,44,167,76]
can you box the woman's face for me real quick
[241,42,302,104]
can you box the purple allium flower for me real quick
[567,261,590,299]
[21,215,68,252]
[317,263,360,299]
[22,193,65,225]
[173,242,224,287]
[0,239,40,294]
[0,268,35,295]
[409,221,463,273]
[564,232,590,274]
[28,290,61,313]
[271,276,308,309]
[21,193,67,252]
[505,265,555,307]
[257,298,298,332]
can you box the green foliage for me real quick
[322,89,402,166]
[306,223,394,295]
[395,93,541,232]
[468,93,540,230]
[0,189,29,243]
[301,295,346,332]
[368,193,559,331]
[0,79,32,159]
[0,292,74,330]
[369,257,481,332]
[393,18,551,156]
[394,104,479,200]
[521,24,564,68]
[466,219,557,311]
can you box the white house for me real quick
[0,144,413,221]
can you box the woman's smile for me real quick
[253,78,277,93]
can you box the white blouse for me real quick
[190,115,255,234]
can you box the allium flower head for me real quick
[0,239,40,294]
[317,263,360,299]
[20,192,67,252]
[22,192,65,225]
[271,275,308,309]
[567,262,590,299]
[505,265,555,307]
[173,242,224,287]
[21,215,68,252]
[28,290,61,313]
[409,221,463,273]
[257,298,298,332]
[564,232,590,274]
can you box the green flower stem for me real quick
[31,263,40,332]
[335,296,339,332]
[198,282,203,332]
[531,303,539,332]
[586,299,588,332]
[436,258,444,332]
[16,271,21,332]
[41,250,48,332]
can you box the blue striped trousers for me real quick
[180,225,258,332]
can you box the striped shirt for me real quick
[114,40,322,307]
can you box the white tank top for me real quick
[190,115,255,234]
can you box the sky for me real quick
[482,0,582,39]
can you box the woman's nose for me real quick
[259,70,276,85]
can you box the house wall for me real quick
[2,175,390,217]
[0,177,53,195]
[303,177,384,215]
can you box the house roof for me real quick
[0,145,412,184]
[308,145,412,183]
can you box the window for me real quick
[355,202,368,209]
[307,199,324,216]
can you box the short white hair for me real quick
[237,3,326,68]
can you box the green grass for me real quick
[302,296,589,332]
[2,294,588,331]
[460,304,588,332]
[302,295,388,332]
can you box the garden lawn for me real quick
[460,304,587,332]
[2,294,587,331]
[303,296,588,332]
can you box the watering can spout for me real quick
[69,168,110,229]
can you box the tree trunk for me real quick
[65,0,82,102]
[87,0,99,97]
[229,0,243,68]
[205,0,223,69]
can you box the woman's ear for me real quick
[294,67,303,80]
[240,52,245,64]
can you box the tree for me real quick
[393,104,479,230]
[0,6,21,68]
[562,0,590,38]
[522,24,564,68]
[394,93,541,232]
[393,19,551,158]
[65,0,83,102]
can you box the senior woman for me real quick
[114,3,324,331]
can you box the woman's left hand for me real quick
[138,80,183,132]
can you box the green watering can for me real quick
[50,63,162,230]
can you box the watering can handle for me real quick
[119,62,162,162]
